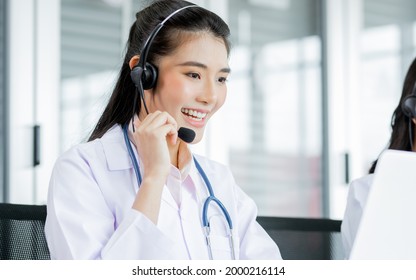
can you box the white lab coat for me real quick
[45,125,282,260]
[341,174,373,259]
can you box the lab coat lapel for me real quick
[161,186,179,210]
[101,125,132,171]
[100,125,141,193]
[102,140,132,171]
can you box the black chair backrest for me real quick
[0,203,50,260]
[257,216,344,260]
[0,203,342,260]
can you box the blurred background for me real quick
[1,0,415,220]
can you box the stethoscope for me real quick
[122,124,236,259]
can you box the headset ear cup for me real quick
[141,62,158,90]
[130,66,143,88]
[402,95,416,118]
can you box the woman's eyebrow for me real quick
[177,61,231,73]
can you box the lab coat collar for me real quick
[100,125,133,171]
[99,124,192,172]
[188,155,212,199]
[100,125,198,211]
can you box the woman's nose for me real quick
[197,81,217,104]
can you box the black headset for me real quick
[401,81,416,119]
[130,4,198,92]
[128,4,198,142]
[401,81,416,150]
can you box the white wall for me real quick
[7,0,60,204]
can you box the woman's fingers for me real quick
[135,111,178,143]
[132,111,179,177]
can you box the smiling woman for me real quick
[131,33,230,142]
[44,0,282,260]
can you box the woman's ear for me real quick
[129,55,140,70]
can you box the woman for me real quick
[45,0,281,260]
[341,57,416,258]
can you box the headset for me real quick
[124,3,236,259]
[130,4,198,92]
[401,82,416,119]
[129,4,197,142]
[401,81,416,150]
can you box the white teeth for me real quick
[181,108,207,120]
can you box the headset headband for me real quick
[137,4,198,70]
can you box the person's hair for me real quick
[368,57,416,173]
[88,0,231,141]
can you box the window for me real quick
[58,0,324,218]
[359,0,416,171]
[60,0,141,150]
[226,0,323,217]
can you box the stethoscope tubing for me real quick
[122,123,235,259]
[123,124,142,185]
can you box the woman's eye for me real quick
[187,73,200,79]
[218,77,228,83]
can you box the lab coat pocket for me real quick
[208,234,240,260]
[206,213,239,259]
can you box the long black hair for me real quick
[88,0,231,141]
[369,57,416,173]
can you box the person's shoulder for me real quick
[350,173,374,189]
[348,173,374,205]
[58,125,122,163]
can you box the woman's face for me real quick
[143,32,230,143]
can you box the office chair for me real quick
[0,203,50,260]
[257,216,344,260]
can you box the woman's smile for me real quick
[181,108,209,127]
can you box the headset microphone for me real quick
[130,4,198,143]
[178,127,196,143]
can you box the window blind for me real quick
[61,0,123,79]
[364,0,416,28]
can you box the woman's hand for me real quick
[133,110,178,181]
[131,111,178,224]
